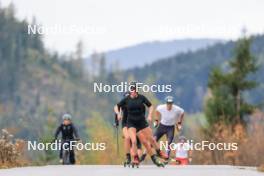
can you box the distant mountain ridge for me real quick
[124,35,264,112]
[85,38,223,70]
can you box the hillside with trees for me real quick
[125,35,264,112]
[0,3,126,166]
[0,3,119,140]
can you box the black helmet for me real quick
[129,81,138,91]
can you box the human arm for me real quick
[54,125,61,141]
[141,95,153,123]
[114,97,127,120]
[114,105,122,120]
[72,124,80,140]
[176,108,185,131]
[154,108,161,127]
[147,105,154,123]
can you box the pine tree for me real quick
[228,37,258,123]
[205,36,258,126]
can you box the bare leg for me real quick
[137,128,155,156]
[137,148,143,158]
[122,127,131,154]
[128,127,138,158]
[140,127,168,159]
[138,127,165,167]
[143,127,160,150]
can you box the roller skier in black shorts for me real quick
[118,92,144,166]
[114,82,167,167]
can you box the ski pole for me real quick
[114,114,119,156]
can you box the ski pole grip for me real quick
[114,113,119,127]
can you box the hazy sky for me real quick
[1,0,264,55]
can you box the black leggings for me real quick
[154,123,175,156]
[60,142,75,164]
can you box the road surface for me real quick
[0,165,263,176]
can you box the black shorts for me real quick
[127,119,149,133]
[122,116,128,128]
[122,118,143,149]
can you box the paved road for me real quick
[0,165,263,176]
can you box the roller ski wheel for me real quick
[163,159,170,165]
[123,159,131,167]
[156,161,165,168]
[131,162,139,168]
[152,155,165,168]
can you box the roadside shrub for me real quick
[0,129,25,168]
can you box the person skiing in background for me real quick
[114,82,167,167]
[154,96,184,158]
[54,113,80,164]
[172,136,192,165]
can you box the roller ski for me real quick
[163,158,173,165]
[131,161,139,168]
[131,156,140,168]
[151,155,165,168]
[123,154,131,167]
[123,158,131,167]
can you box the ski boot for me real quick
[151,155,165,168]
[139,153,147,163]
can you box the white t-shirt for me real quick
[175,142,191,159]
[156,104,184,126]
